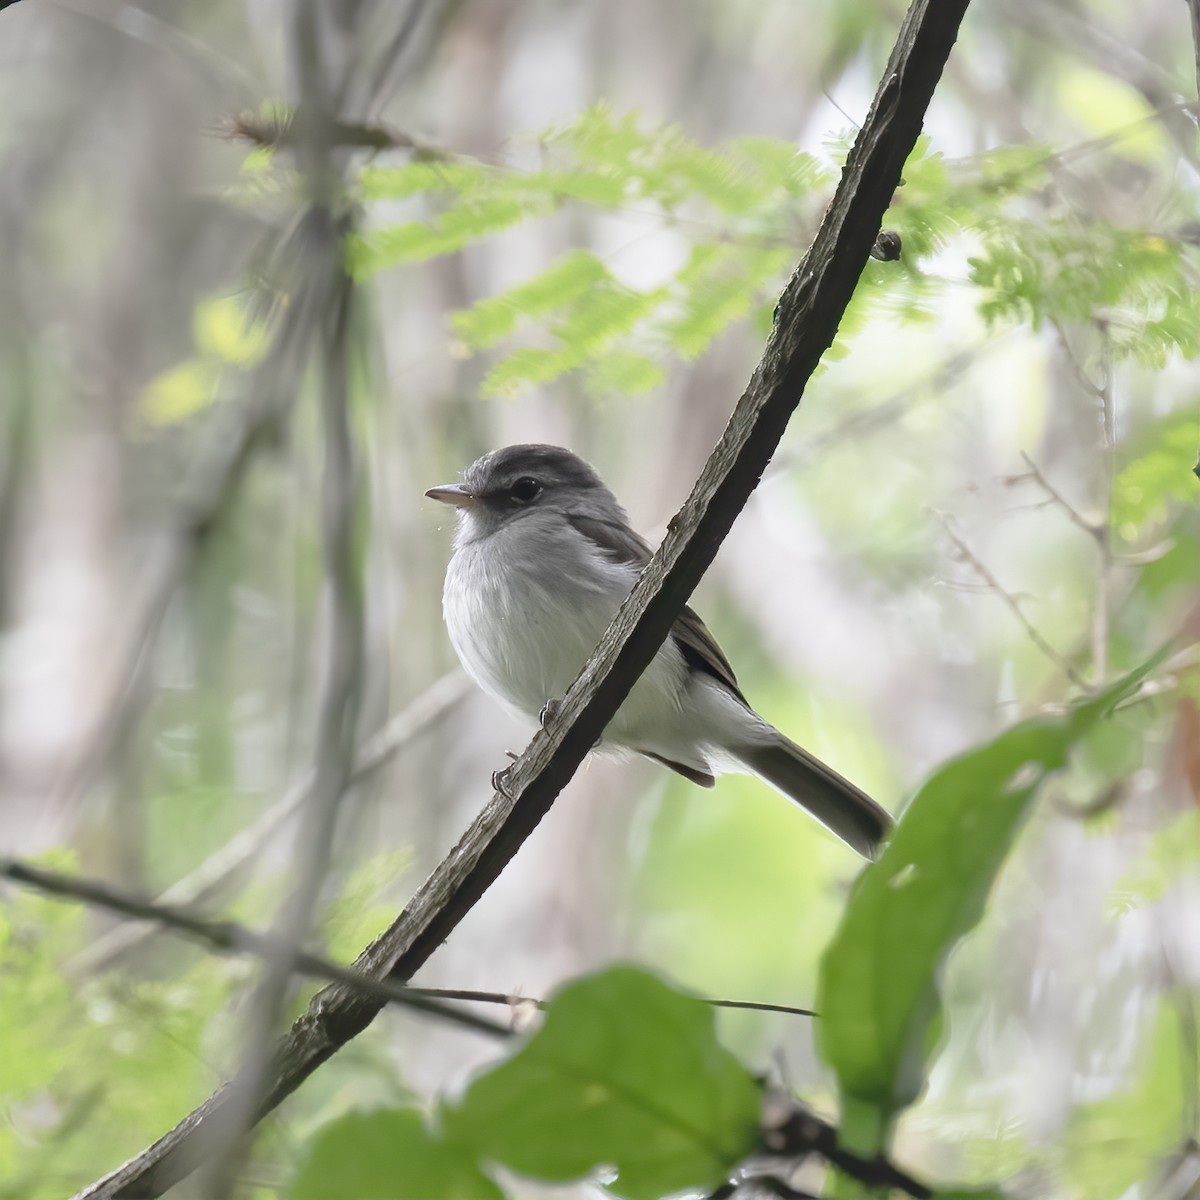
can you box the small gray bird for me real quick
[426,444,891,858]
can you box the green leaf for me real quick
[816,656,1162,1154]
[931,1190,1008,1200]
[443,966,761,1200]
[291,1108,501,1200]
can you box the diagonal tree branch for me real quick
[73,1,970,1195]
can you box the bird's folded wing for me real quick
[565,511,747,704]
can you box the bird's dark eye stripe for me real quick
[509,477,542,502]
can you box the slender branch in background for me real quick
[1006,0,1200,172]
[1093,332,1114,685]
[55,294,315,811]
[932,511,1092,691]
[224,110,434,153]
[403,987,817,1019]
[55,2,261,99]
[770,337,1007,478]
[203,251,362,1196]
[0,337,32,634]
[72,1,973,1194]
[0,857,509,1040]
[1,856,818,1027]
[1015,452,1101,538]
[199,6,369,1191]
[1051,319,1106,403]
[73,671,469,974]
[347,0,438,117]
[1186,0,1200,109]
[1160,941,1200,1145]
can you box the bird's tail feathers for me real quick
[732,734,892,858]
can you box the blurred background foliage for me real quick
[0,0,1199,1197]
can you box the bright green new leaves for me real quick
[451,251,668,397]
[348,194,543,276]
[443,966,761,1200]
[1113,410,1200,533]
[291,1109,502,1200]
[344,106,833,397]
[1060,1003,1192,1199]
[816,658,1159,1155]
[452,250,611,349]
[289,968,761,1200]
[333,104,1200,400]
[970,223,1200,365]
[348,105,828,286]
[140,295,270,425]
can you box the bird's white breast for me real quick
[442,513,689,744]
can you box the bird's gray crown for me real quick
[464,444,605,497]
[450,444,628,540]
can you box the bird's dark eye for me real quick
[510,477,542,503]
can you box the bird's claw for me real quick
[539,698,562,728]
[491,765,514,797]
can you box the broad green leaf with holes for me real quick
[817,655,1162,1155]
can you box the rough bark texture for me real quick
[74,0,971,1195]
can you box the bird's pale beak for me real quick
[425,483,477,508]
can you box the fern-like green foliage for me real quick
[970,223,1200,363]
[1112,410,1200,534]
[330,106,1200,399]
[344,106,838,396]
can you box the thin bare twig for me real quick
[1016,452,1101,538]
[410,987,816,1019]
[933,511,1092,691]
[0,857,509,1040]
[72,3,972,1194]
[1053,320,1106,401]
